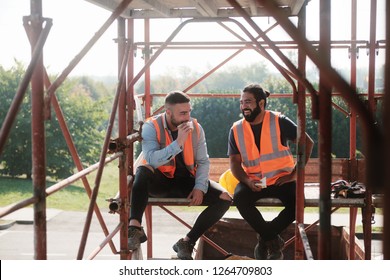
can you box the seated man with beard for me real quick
[128,90,232,260]
[227,83,313,260]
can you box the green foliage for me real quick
[0,63,32,178]
[45,81,108,178]
[0,63,109,179]
[191,96,241,157]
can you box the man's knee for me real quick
[233,184,251,207]
[133,165,155,190]
[218,196,232,211]
[136,165,154,177]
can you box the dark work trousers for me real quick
[233,180,296,241]
[130,166,231,244]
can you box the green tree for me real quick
[46,80,108,178]
[191,96,240,158]
[0,63,32,178]
[0,63,109,179]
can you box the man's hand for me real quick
[187,189,204,206]
[274,168,297,186]
[247,179,264,192]
[176,122,192,148]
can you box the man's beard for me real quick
[242,105,261,122]
[170,115,184,128]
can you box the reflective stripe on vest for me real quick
[148,114,200,178]
[232,110,295,185]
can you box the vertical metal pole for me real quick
[295,2,307,260]
[76,30,130,261]
[383,0,390,261]
[127,18,136,259]
[117,16,130,260]
[318,0,332,260]
[30,0,47,260]
[368,0,377,113]
[350,0,357,160]
[144,18,151,119]
[127,18,135,175]
[143,17,153,259]
[362,0,377,260]
[349,0,358,260]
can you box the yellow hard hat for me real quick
[219,169,239,195]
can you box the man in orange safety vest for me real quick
[228,84,313,260]
[128,91,232,260]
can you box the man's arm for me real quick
[230,154,247,183]
[142,121,182,168]
[230,154,262,191]
[193,125,210,193]
[228,128,254,187]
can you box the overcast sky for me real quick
[0,0,386,78]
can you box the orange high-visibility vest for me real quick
[232,110,295,185]
[144,114,200,178]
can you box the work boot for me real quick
[128,226,147,251]
[172,238,195,260]
[254,236,268,260]
[266,235,285,260]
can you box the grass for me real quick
[0,162,120,212]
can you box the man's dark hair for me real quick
[165,90,191,105]
[243,83,270,108]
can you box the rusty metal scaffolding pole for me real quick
[77,37,132,260]
[126,17,136,259]
[117,16,131,260]
[22,12,120,255]
[384,0,390,261]
[295,3,307,260]
[0,15,51,157]
[143,17,157,259]
[348,0,358,260]
[23,19,119,254]
[317,0,332,260]
[29,0,47,260]
[361,0,378,260]
[144,18,152,119]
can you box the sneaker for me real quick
[266,235,285,260]
[254,237,268,260]
[128,226,147,250]
[172,238,195,260]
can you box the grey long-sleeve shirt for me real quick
[141,115,210,193]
